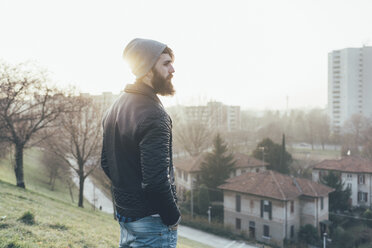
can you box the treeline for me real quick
[169,105,372,159]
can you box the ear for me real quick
[141,70,154,88]
[143,70,154,81]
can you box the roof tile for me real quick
[218,170,333,200]
[174,153,268,173]
[313,157,372,173]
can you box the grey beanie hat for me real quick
[123,38,167,78]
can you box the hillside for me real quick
[0,179,119,247]
[0,150,210,248]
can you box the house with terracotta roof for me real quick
[218,170,333,248]
[173,153,268,201]
[230,153,269,177]
[312,156,372,207]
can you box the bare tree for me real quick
[0,61,66,188]
[304,109,331,150]
[0,141,10,158]
[41,149,70,191]
[168,106,212,157]
[175,120,212,157]
[316,111,330,150]
[344,114,370,144]
[44,95,102,207]
[361,126,372,161]
[304,110,318,150]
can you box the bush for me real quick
[331,226,355,248]
[347,225,372,247]
[6,241,24,248]
[363,209,372,228]
[210,204,223,223]
[0,223,10,229]
[198,185,210,215]
[298,224,319,246]
[18,211,35,225]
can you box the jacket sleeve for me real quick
[100,138,111,180]
[139,111,181,226]
[101,115,111,180]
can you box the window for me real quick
[241,169,246,174]
[290,201,294,213]
[183,172,188,181]
[236,218,241,230]
[358,175,365,184]
[290,225,294,238]
[347,183,352,190]
[261,200,272,220]
[236,194,241,212]
[358,192,368,202]
[320,197,324,210]
[249,221,255,238]
[347,174,352,179]
[177,169,182,178]
[256,168,260,173]
[263,225,270,237]
[250,200,254,209]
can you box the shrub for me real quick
[18,211,35,225]
[198,184,210,215]
[210,203,224,223]
[298,224,319,246]
[49,223,68,230]
[331,226,355,248]
[363,209,372,228]
[0,223,10,229]
[6,241,24,248]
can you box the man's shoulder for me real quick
[118,92,169,124]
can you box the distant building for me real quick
[80,92,120,110]
[230,153,269,177]
[185,101,241,132]
[313,156,372,207]
[328,46,372,134]
[219,171,333,248]
[174,153,267,201]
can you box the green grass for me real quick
[0,149,90,207]
[0,149,211,248]
[0,179,121,248]
[0,180,211,247]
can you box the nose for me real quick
[169,64,175,74]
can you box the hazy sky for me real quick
[1,0,371,110]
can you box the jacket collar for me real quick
[124,82,162,105]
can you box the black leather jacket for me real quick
[101,82,180,226]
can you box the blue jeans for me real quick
[118,215,178,248]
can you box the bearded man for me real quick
[101,38,181,248]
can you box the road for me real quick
[178,225,259,248]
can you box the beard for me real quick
[151,69,175,96]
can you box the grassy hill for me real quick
[0,150,211,248]
[0,149,88,206]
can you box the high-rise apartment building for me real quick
[185,101,241,132]
[328,46,372,133]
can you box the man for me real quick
[101,38,181,247]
